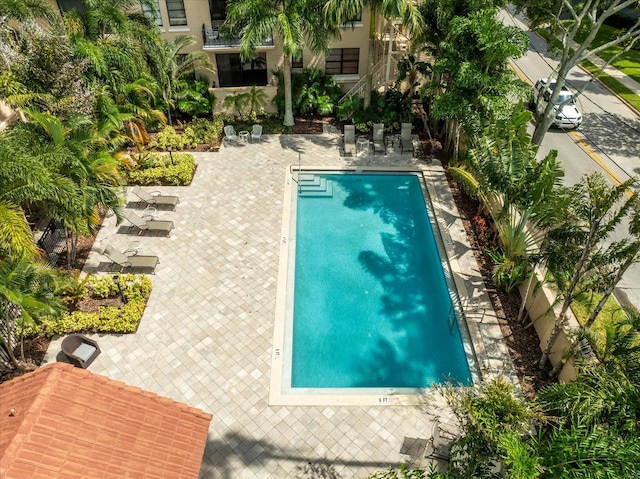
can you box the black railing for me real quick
[201,23,274,48]
[37,219,66,264]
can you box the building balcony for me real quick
[201,22,274,49]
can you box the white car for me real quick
[534,78,583,129]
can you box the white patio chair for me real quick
[223,125,238,144]
[251,124,263,143]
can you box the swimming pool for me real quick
[276,170,474,393]
[291,172,471,390]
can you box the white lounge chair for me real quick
[131,186,179,210]
[120,210,174,237]
[103,245,159,273]
[251,124,262,143]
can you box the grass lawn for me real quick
[574,25,640,84]
[536,27,640,113]
[571,291,628,335]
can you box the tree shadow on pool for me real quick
[330,174,469,386]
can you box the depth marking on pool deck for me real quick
[269,165,519,406]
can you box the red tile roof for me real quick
[0,363,212,479]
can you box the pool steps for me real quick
[297,174,333,197]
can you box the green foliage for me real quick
[189,117,224,145]
[123,152,196,186]
[272,68,342,117]
[36,274,152,336]
[336,94,363,121]
[487,248,531,293]
[175,77,217,118]
[149,125,198,150]
[439,378,544,478]
[349,89,413,132]
[365,464,442,478]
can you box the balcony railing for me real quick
[201,22,274,49]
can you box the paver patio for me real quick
[43,131,514,478]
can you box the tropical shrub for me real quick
[35,274,153,336]
[272,68,342,116]
[149,125,198,150]
[189,117,224,145]
[175,77,217,118]
[123,152,196,186]
[349,89,413,132]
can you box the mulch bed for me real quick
[436,153,554,397]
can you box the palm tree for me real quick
[224,0,340,126]
[22,108,124,267]
[324,0,423,109]
[0,255,67,371]
[0,0,58,23]
[0,202,38,261]
[584,205,640,329]
[540,173,639,370]
[160,35,215,125]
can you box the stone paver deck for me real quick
[43,132,514,478]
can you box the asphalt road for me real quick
[499,8,640,311]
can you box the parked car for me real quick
[534,78,583,129]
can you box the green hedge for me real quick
[38,274,153,337]
[122,152,196,186]
[148,117,224,150]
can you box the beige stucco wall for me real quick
[156,0,374,93]
[519,267,579,382]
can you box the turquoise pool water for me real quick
[291,173,472,389]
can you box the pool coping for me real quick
[269,163,518,406]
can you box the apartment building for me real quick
[51,0,395,100]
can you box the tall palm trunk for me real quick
[364,9,378,109]
[283,56,295,126]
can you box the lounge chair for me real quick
[372,123,386,155]
[103,245,159,273]
[343,125,356,157]
[121,210,174,237]
[400,123,414,155]
[61,334,101,368]
[131,186,179,210]
[224,125,238,144]
[251,124,263,143]
[424,423,454,461]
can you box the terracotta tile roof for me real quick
[0,363,212,479]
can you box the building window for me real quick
[325,48,359,75]
[291,55,303,70]
[209,0,226,21]
[57,0,85,14]
[346,11,362,22]
[166,0,187,26]
[216,53,268,88]
[142,0,162,26]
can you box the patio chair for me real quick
[61,334,101,368]
[372,123,386,155]
[223,125,238,144]
[251,124,263,143]
[424,422,454,461]
[103,245,159,273]
[343,125,356,157]
[131,186,179,210]
[400,123,414,155]
[121,209,174,237]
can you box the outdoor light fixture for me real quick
[167,146,174,165]
[113,275,128,304]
